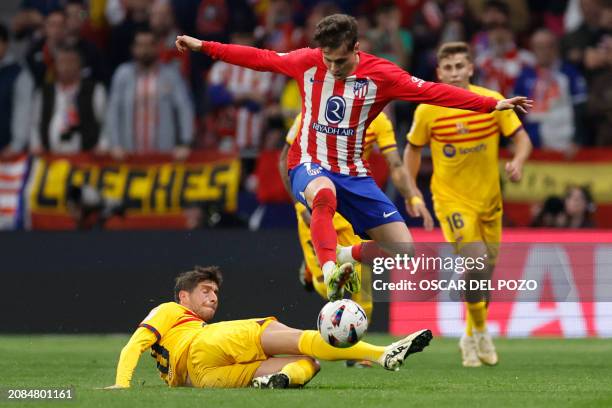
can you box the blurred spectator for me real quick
[108,0,150,71]
[562,0,607,80]
[11,0,64,39]
[471,1,511,57]
[150,0,190,81]
[474,23,534,96]
[363,0,425,28]
[531,196,565,227]
[31,45,106,154]
[258,0,303,52]
[467,0,530,35]
[565,0,583,32]
[105,29,194,160]
[527,0,569,36]
[410,0,472,80]
[169,0,200,36]
[586,34,612,145]
[25,10,66,88]
[561,185,596,228]
[105,0,128,26]
[531,186,596,228]
[195,0,229,43]
[513,29,587,153]
[367,1,413,69]
[206,31,278,154]
[66,184,125,230]
[0,24,35,156]
[64,0,110,85]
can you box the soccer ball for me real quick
[317,299,368,348]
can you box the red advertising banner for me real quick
[389,229,612,338]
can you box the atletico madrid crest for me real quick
[353,78,369,98]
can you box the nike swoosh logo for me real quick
[309,78,325,83]
[383,211,398,218]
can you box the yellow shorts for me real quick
[435,202,502,262]
[295,202,372,319]
[187,317,276,388]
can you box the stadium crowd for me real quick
[0,0,610,229]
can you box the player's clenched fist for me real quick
[175,35,202,53]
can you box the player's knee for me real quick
[303,357,321,373]
[391,242,415,258]
[305,177,336,206]
[312,188,337,212]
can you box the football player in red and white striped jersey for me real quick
[176,14,531,301]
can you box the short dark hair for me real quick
[55,43,82,61]
[174,265,223,301]
[437,42,473,63]
[0,23,9,43]
[313,14,358,50]
[132,27,154,44]
[484,0,510,17]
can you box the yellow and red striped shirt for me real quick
[407,84,522,213]
[115,302,205,387]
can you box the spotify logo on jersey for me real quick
[443,144,456,158]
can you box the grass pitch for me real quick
[1,334,611,408]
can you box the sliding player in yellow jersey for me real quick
[103,266,432,389]
[404,42,532,368]
[279,112,432,367]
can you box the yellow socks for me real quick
[280,359,318,387]
[466,301,487,333]
[465,309,474,337]
[298,330,384,362]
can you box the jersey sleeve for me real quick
[202,42,316,79]
[114,327,158,387]
[285,113,302,146]
[371,112,397,153]
[406,105,432,146]
[138,303,183,341]
[490,91,523,137]
[383,62,498,113]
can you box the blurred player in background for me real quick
[103,266,432,390]
[279,111,434,367]
[404,42,532,367]
[176,14,531,303]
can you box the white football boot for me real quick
[378,329,433,371]
[473,330,499,365]
[251,373,290,389]
[459,335,482,367]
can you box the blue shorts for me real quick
[289,163,405,235]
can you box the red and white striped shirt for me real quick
[134,69,159,153]
[208,62,274,150]
[202,42,499,176]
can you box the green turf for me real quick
[1,334,611,408]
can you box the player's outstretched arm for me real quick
[102,327,157,389]
[495,96,534,114]
[505,128,532,183]
[176,35,307,78]
[175,35,202,53]
[402,144,434,230]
